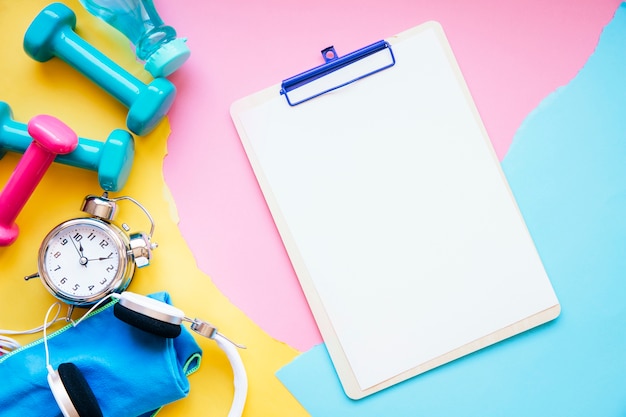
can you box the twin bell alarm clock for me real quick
[26,193,157,315]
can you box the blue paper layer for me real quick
[277,4,626,416]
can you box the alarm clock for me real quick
[26,193,157,312]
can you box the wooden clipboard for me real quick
[230,21,560,399]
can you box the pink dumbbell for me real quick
[0,115,78,246]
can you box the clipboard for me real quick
[230,21,560,399]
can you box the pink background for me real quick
[156,0,620,352]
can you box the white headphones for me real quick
[40,293,248,417]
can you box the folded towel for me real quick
[0,292,202,417]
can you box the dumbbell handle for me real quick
[47,25,142,108]
[0,115,78,246]
[2,121,101,171]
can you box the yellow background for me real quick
[0,1,308,416]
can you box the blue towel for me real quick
[0,292,202,417]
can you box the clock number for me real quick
[100,277,108,285]
[73,232,83,242]
[88,285,95,291]
[87,232,97,241]
[60,238,68,245]
[72,284,80,291]
[106,264,115,273]
[53,265,61,271]
[99,239,109,249]
[60,277,67,284]
[53,251,62,259]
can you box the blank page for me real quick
[231,21,560,399]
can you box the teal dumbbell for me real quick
[23,2,176,136]
[0,102,134,192]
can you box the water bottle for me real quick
[79,0,190,77]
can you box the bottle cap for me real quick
[145,37,191,78]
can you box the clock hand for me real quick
[70,238,89,268]
[87,253,113,261]
[69,237,89,267]
[69,237,81,257]
[78,241,89,267]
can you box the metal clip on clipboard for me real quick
[280,40,396,106]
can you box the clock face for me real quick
[39,219,128,303]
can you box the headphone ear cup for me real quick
[51,362,103,417]
[113,302,182,338]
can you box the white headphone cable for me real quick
[42,302,62,371]
[0,302,64,354]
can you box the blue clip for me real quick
[280,40,395,106]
